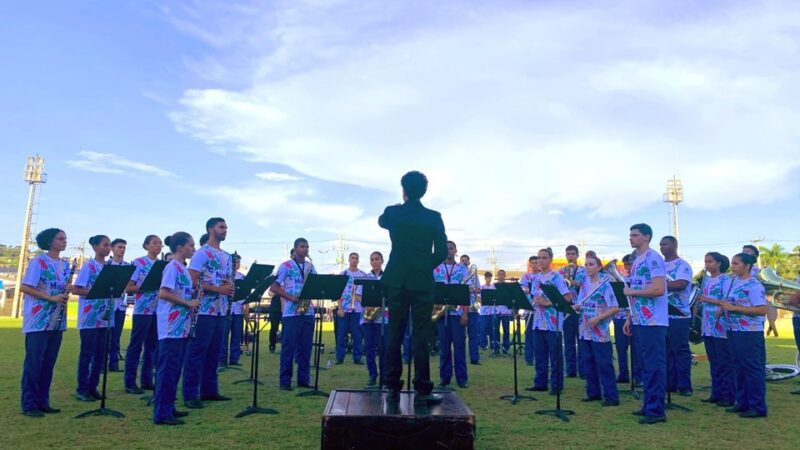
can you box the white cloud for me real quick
[67,151,178,178]
[255,171,302,182]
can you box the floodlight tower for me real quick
[663,176,684,239]
[11,156,47,318]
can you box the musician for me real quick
[107,238,129,372]
[270,238,317,390]
[696,252,734,406]
[183,218,234,408]
[269,249,293,353]
[529,248,572,394]
[659,236,694,396]
[460,254,482,365]
[622,223,668,425]
[220,254,244,367]
[574,254,619,406]
[153,232,198,425]
[560,245,587,378]
[361,251,388,386]
[123,235,162,394]
[336,253,368,365]
[20,228,73,417]
[479,271,495,352]
[433,241,470,388]
[720,253,768,418]
[495,269,512,355]
[613,254,638,384]
[742,244,777,337]
[520,256,538,365]
[380,171,448,404]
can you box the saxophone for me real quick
[295,257,313,315]
[432,264,477,322]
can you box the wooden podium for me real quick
[321,390,476,450]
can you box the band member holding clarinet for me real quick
[720,253,768,418]
[659,236,694,396]
[336,253,368,365]
[123,235,163,394]
[460,254,482,365]
[696,252,734,406]
[613,254,638,384]
[574,254,619,406]
[271,238,317,390]
[433,241,470,389]
[72,235,113,402]
[361,251,388,387]
[107,238,129,372]
[153,232,198,425]
[560,245,586,378]
[220,254,244,367]
[623,223,668,425]
[520,256,538,365]
[19,228,74,417]
[184,218,234,408]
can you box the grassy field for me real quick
[1,311,799,449]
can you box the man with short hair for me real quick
[560,245,586,378]
[660,236,693,397]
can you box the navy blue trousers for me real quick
[124,314,157,389]
[437,315,467,385]
[580,339,618,402]
[77,328,109,395]
[633,325,666,417]
[21,331,63,412]
[703,336,734,403]
[667,318,692,393]
[467,311,480,363]
[494,316,510,352]
[478,315,491,349]
[729,331,767,415]
[524,314,535,363]
[363,322,388,382]
[219,314,244,365]
[563,314,580,376]
[533,329,563,392]
[613,318,641,382]
[402,312,412,363]
[336,312,363,362]
[109,310,126,369]
[279,315,314,387]
[794,316,800,355]
[153,338,186,423]
[182,315,224,401]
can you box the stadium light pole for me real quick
[663,176,684,239]
[11,156,47,318]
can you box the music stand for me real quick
[534,283,575,422]
[610,282,640,400]
[481,289,501,358]
[76,264,136,419]
[297,274,348,398]
[134,261,167,406]
[235,274,279,418]
[235,275,276,386]
[495,283,537,404]
[221,264,275,373]
[666,304,692,412]
[432,282,470,393]
[355,279,387,391]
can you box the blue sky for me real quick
[2,0,799,273]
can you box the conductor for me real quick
[380,171,448,404]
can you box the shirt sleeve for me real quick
[604,284,618,308]
[21,256,43,287]
[130,260,143,284]
[275,264,288,286]
[554,273,570,296]
[649,253,666,278]
[74,264,91,288]
[749,282,767,307]
[160,263,177,290]
[676,261,692,282]
[188,250,207,273]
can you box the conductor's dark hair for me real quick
[706,252,730,273]
[661,235,678,246]
[89,235,109,247]
[538,247,554,259]
[205,217,225,232]
[110,238,127,247]
[401,171,428,200]
[142,235,160,250]
[742,245,760,258]
[630,223,653,241]
[565,245,579,253]
[35,228,64,251]
[294,238,309,248]
[164,232,192,253]
[199,233,209,246]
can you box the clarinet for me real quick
[54,259,78,330]
[189,269,204,338]
[228,252,238,313]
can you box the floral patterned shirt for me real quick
[157,260,193,339]
[21,254,71,333]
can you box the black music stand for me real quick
[355,279,387,390]
[221,264,275,373]
[235,273,279,418]
[235,274,276,386]
[76,264,136,419]
[297,274,348,398]
[432,282,470,393]
[665,304,692,412]
[534,284,575,422]
[134,261,167,405]
[495,283,537,404]
[482,289,501,358]
[610,281,640,400]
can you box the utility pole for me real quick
[489,247,498,277]
[663,176,684,239]
[12,156,47,318]
[334,233,348,272]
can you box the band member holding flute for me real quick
[153,232,198,425]
[184,218,234,408]
[20,228,73,417]
[336,253,367,365]
[361,251,388,387]
[623,223,668,425]
[433,241,470,388]
[107,238,129,372]
[696,252,734,406]
[660,236,694,396]
[560,245,586,378]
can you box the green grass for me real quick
[1,313,799,449]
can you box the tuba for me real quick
[602,259,626,283]
[757,267,800,312]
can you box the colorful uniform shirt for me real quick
[21,254,70,333]
[130,256,159,315]
[479,282,496,315]
[157,260,193,339]
[230,272,246,315]
[665,257,693,319]
[725,276,767,332]
[628,249,668,327]
[276,259,317,317]
[107,258,130,311]
[75,259,114,330]
[188,245,232,317]
[531,270,570,332]
[559,265,587,298]
[576,277,618,342]
[433,262,470,316]
[360,270,388,325]
[700,274,731,338]
[340,268,368,313]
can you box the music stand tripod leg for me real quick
[535,329,574,422]
[500,313,536,404]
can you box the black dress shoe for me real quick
[470,361,481,365]
[297,383,312,389]
[229,362,242,366]
[155,418,184,426]
[125,387,144,395]
[726,405,746,413]
[678,390,693,397]
[201,394,231,401]
[269,346,276,353]
[184,399,205,409]
[566,374,577,378]
[141,384,155,391]
[173,410,189,418]
[90,391,105,401]
[526,361,534,366]
[616,378,630,384]
[108,367,123,373]
[354,360,365,365]
[414,393,443,405]
[602,400,620,407]
[632,410,645,416]
[701,397,719,403]
[279,385,293,391]
[526,386,547,392]
[75,393,96,402]
[40,406,61,414]
[335,360,344,365]
[716,400,734,407]
[457,382,468,389]
[581,396,601,402]
[639,416,666,425]
[22,409,44,418]
[791,390,800,395]
[367,378,377,387]
[739,410,766,418]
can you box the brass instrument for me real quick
[295,256,313,315]
[688,274,707,345]
[53,258,78,330]
[602,259,626,283]
[758,267,800,312]
[432,264,477,322]
[563,263,578,286]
